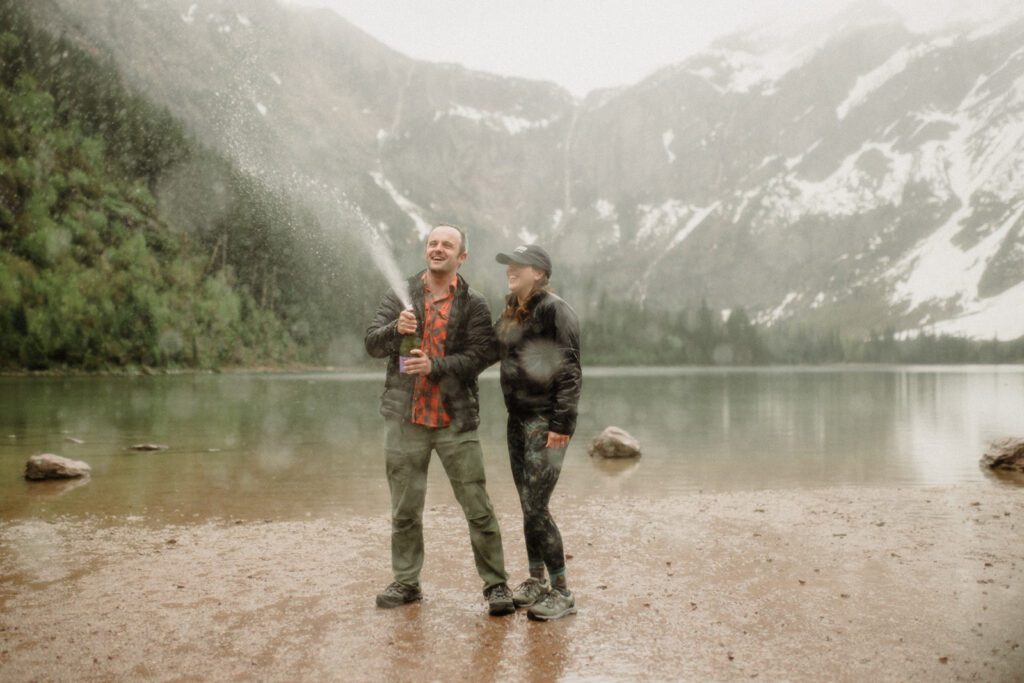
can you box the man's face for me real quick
[424,226,466,275]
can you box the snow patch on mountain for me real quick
[763,79,1024,229]
[517,227,538,244]
[594,199,616,220]
[434,105,553,135]
[966,7,1024,42]
[836,40,941,120]
[761,141,913,222]
[662,129,676,163]
[689,47,813,94]
[592,200,620,247]
[636,200,696,242]
[886,53,1024,314]
[731,188,760,223]
[927,280,1024,340]
[634,202,719,303]
[757,292,803,325]
[893,203,1024,309]
[369,172,432,239]
[634,200,716,253]
[667,203,719,251]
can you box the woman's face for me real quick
[506,263,545,297]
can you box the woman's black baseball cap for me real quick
[495,244,552,276]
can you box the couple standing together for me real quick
[364,224,581,621]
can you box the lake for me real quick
[1,366,1022,522]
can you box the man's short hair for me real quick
[433,223,468,255]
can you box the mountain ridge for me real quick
[24,0,1024,340]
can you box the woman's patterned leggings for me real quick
[507,413,567,576]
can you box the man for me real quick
[364,224,514,616]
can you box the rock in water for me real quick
[981,438,1024,472]
[25,453,91,480]
[126,443,169,452]
[589,426,641,459]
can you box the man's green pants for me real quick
[385,420,508,592]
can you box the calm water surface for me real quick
[1,367,1022,522]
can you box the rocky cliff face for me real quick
[29,0,1024,338]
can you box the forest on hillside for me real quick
[0,0,380,370]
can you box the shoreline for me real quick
[4,361,1024,380]
[2,483,1022,681]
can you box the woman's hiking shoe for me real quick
[484,583,515,616]
[527,589,576,621]
[375,582,422,608]
[512,577,550,607]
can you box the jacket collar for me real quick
[409,270,467,302]
[505,287,549,312]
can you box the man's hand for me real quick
[403,348,432,376]
[545,432,570,449]
[397,309,417,335]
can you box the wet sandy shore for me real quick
[2,484,1022,682]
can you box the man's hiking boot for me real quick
[527,589,576,621]
[484,583,515,616]
[375,581,422,608]
[512,577,550,608]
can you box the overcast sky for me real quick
[291,0,1016,96]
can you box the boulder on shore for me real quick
[981,437,1024,472]
[589,426,641,459]
[25,453,91,480]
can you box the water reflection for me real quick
[573,367,1024,493]
[22,476,90,499]
[523,618,571,682]
[381,605,426,682]
[467,615,514,683]
[983,468,1024,487]
[0,368,1022,522]
[588,456,640,480]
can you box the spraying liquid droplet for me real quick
[350,203,412,309]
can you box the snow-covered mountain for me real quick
[26,0,1024,339]
[564,3,1024,339]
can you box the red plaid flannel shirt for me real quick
[410,273,457,428]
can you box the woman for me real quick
[494,244,582,621]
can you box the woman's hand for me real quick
[545,431,570,449]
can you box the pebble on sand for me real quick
[24,453,92,480]
[589,426,641,459]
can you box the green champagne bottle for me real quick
[398,314,420,374]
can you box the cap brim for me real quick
[495,253,529,266]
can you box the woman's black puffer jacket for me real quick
[496,290,582,436]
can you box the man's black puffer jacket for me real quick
[496,290,582,436]
[364,271,497,433]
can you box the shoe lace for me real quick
[540,589,567,607]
